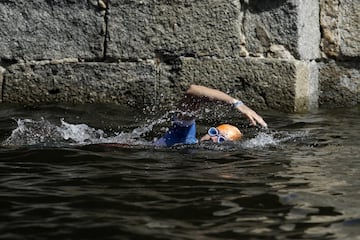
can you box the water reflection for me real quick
[268,107,360,239]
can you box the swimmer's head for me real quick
[201,124,242,143]
[216,124,242,141]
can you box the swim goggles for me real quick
[208,127,226,143]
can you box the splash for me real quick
[2,115,308,149]
[58,119,106,144]
[241,130,308,149]
[242,132,278,148]
[2,109,182,147]
[3,118,63,146]
[2,118,157,147]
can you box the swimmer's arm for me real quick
[186,85,234,103]
[186,84,268,128]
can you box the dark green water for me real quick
[0,104,359,240]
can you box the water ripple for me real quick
[0,105,360,239]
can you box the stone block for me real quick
[320,0,360,58]
[172,57,318,112]
[2,58,319,112]
[242,0,320,60]
[107,0,242,60]
[297,0,321,60]
[0,0,104,61]
[338,0,360,57]
[2,61,160,106]
[319,61,360,106]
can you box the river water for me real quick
[0,104,359,240]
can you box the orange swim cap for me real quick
[216,124,242,141]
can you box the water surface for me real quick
[0,104,359,240]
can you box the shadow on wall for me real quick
[244,0,289,13]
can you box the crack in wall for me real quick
[102,0,110,61]
[0,69,4,103]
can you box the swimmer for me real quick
[155,84,267,147]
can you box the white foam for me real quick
[241,130,308,149]
[3,118,63,146]
[57,119,106,144]
[241,132,279,148]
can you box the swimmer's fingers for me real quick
[246,113,257,126]
[252,114,268,128]
[236,105,268,128]
[247,110,267,128]
[246,112,264,127]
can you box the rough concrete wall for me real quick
[241,0,320,60]
[319,0,360,106]
[0,0,358,111]
[0,0,104,61]
[320,0,360,58]
[177,58,316,112]
[3,60,159,106]
[319,61,360,106]
[107,0,243,59]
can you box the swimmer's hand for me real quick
[185,84,268,128]
[235,103,268,128]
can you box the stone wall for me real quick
[319,0,360,106]
[0,0,359,111]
